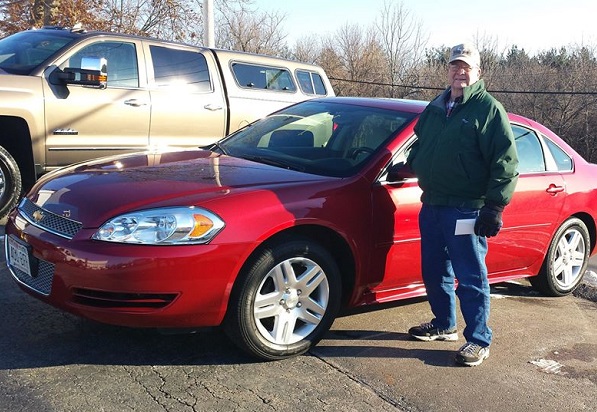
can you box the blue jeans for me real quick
[419,203,492,347]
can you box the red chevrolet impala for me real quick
[5,97,597,360]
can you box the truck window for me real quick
[231,62,296,92]
[149,46,211,92]
[0,30,73,75]
[296,70,328,96]
[63,41,139,88]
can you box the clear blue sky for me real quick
[251,0,597,54]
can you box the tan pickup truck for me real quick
[0,26,334,218]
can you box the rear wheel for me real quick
[0,146,22,220]
[530,217,590,296]
[225,238,341,360]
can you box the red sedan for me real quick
[5,97,597,360]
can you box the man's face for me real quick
[448,60,480,91]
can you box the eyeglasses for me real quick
[449,63,476,72]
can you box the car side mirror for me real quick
[387,162,416,182]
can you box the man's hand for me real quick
[474,204,504,237]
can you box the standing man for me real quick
[406,43,519,366]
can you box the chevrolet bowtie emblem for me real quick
[32,210,44,222]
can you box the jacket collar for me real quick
[431,79,486,109]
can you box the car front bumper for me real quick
[4,211,248,329]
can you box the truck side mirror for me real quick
[51,57,107,89]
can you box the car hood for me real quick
[29,149,331,226]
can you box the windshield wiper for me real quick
[203,141,229,155]
[240,154,305,172]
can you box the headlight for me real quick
[92,207,225,245]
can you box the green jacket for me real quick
[407,79,519,209]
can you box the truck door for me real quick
[43,40,150,168]
[144,43,227,148]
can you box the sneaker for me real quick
[455,342,490,366]
[408,322,458,341]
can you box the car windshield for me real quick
[0,30,75,75]
[217,100,416,177]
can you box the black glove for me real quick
[474,204,504,238]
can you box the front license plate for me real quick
[7,235,32,277]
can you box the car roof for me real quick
[308,96,430,114]
[309,96,542,126]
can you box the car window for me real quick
[296,70,328,96]
[231,62,297,92]
[149,46,211,92]
[220,100,415,177]
[513,125,545,173]
[63,41,139,88]
[543,135,573,171]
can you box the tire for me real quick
[0,146,22,220]
[224,238,342,360]
[529,217,590,296]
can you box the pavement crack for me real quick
[308,352,422,411]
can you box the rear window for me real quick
[231,62,296,92]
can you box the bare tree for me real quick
[374,0,427,98]
[322,23,387,97]
[214,0,288,55]
[0,0,203,43]
[97,0,203,42]
[292,34,323,64]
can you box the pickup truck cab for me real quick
[0,26,334,218]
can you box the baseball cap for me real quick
[449,43,480,68]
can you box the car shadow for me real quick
[312,329,462,367]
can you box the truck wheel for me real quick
[0,146,22,220]
[224,238,341,360]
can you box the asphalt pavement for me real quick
[1,223,596,411]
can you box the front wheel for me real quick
[224,238,341,360]
[0,146,22,220]
[530,217,590,296]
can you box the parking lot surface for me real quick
[1,234,595,411]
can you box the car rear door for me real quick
[487,124,567,275]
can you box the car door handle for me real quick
[546,184,565,195]
[204,104,223,111]
[124,99,148,107]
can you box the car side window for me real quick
[543,136,573,171]
[512,125,545,173]
[296,70,328,96]
[149,46,211,92]
[231,62,297,92]
[63,41,139,88]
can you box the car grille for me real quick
[19,198,83,239]
[9,255,55,296]
[72,288,178,310]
